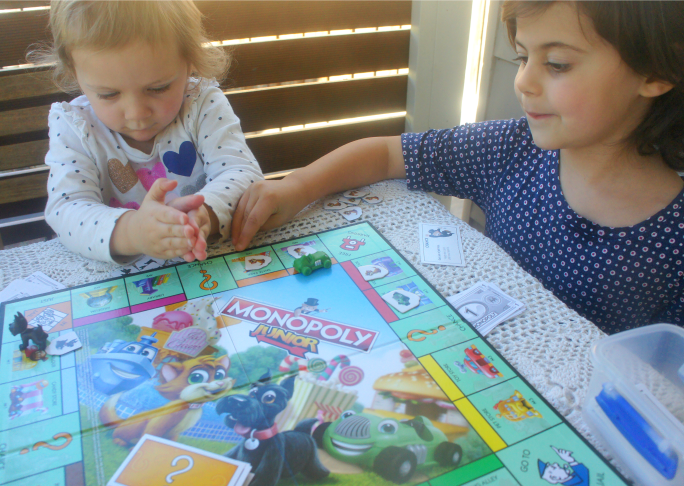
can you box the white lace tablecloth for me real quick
[0,180,616,465]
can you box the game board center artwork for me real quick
[0,220,628,486]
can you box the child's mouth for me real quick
[526,112,552,120]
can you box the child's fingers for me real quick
[161,236,194,251]
[231,191,252,246]
[167,194,205,213]
[155,206,190,226]
[154,221,194,241]
[192,248,208,261]
[234,197,274,251]
[192,234,208,261]
[145,178,177,203]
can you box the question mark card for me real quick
[108,434,251,486]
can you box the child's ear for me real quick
[639,77,674,98]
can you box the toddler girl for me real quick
[41,0,263,263]
[230,1,684,334]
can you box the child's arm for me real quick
[231,136,405,251]
[44,106,197,263]
[190,83,264,245]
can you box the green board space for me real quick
[0,412,82,484]
[317,223,391,262]
[272,236,327,268]
[497,424,625,486]
[467,377,563,446]
[177,257,237,299]
[389,306,475,357]
[431,338,514,396]
[71,280,128,319]
[4,469,66,486]
[0,342,61,385]
[350,249,417,287]
[459,468,520,486]
[374,276,446,319]
[224,246,285,280]
[124,268,184,306]
[0,370,63,431]
[430,454,505,486]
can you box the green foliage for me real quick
[85,315,139,349]
[228,346,288,388]
[452,428,492,466]
[180,437,233,456]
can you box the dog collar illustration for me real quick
[217,372,329,486]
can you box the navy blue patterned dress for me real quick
[402,118,684,333]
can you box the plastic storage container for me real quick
[583,324,684,486]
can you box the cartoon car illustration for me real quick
[463,345,503,379]
[293,251,332,276]
[90,333,159,395]
[494,390,543,422]
[314,411,462,484]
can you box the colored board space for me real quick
[0,222,628,486]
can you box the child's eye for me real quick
[512,56,528,65]
[544,62,571,73]
[97,92,118,100]
[149,84,171,94]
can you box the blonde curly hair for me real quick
[30,0,229,94]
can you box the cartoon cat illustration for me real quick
[99,355,233,447]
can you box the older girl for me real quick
[231,1,684,333]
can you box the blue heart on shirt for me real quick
[163,141,197,177]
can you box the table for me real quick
[0,180,614,465]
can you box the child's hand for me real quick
[167,195,215,261]
[231,179,307,251]
[110,178,196,260]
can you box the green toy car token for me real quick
[293,251,332,276]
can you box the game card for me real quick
[362,194,383,204]
[108,434,251,486]
[382,288,420,313]
[340,207,362,221]
[284,243,316,259]
[419,223,465,266]
[357,264,388,281]
[343,189,370,199]
[46,330,82,356]
[322,198,349,210]
[245,254,272,271]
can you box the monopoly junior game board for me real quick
[0,222,628,486]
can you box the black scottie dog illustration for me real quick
[9,312,48,352]
[216,371,329,486]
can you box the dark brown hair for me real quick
[501,1,684,170]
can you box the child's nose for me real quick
[514,62,541,97]
[124,98,152,121]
